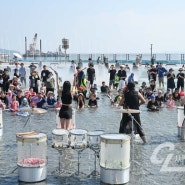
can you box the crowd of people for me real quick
[0,63,59,112]
[2,59,185,144]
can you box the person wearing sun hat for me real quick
[117,64,127,81]
[117,64,127,90]
[29,69,40,93]
[47,91,56,108]
[176,67,185,91]
[29,63,37,74]
[167,68,175,92]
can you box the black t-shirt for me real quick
[41,70,50,82]
[61,92,72,104]
[29,75,40,88]
[117,70,127,80]
[149,68,157,80]
[124,90,139,109]
[88,99,97,106]
[147,100,159,110]
[87,68,95,79]
[101,86,109,93]
[109,69,117,80]
[176,72,185,82]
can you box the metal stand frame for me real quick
[88,147,100,176]
[73,148,86,176]
[52,147,71,175]
[128,113,144,173]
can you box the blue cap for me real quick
[150,94,155,99]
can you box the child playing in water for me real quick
[166,94,175,108]
[6,91,12,109]
[113,89,123,107]
[47,91,56,108]
[88,94,98,108]
[19,97,30,108]
[40,82,46,95]
[77,93,85,109]
[10,95,19,112]
[54,98,62,109]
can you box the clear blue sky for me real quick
[1,0,185,54]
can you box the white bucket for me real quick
[0,128,2,137]
[16,132,47,182]
[177,106,184,127]
[177,106,184,138]
[100,134,130,184]
[0,108,3,137]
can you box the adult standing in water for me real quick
[108,64,117,89]
[59,81,73,130]
[167,68,175,93]
[86,63,96,89]
[19,63,27,87]
[41,65,50,83]
[117,65,127,81]
[76,66,85,88]
[119,82,146,143]
[176,68,185,92]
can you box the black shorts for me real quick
[59,105,72,119]
[88,77,94,85]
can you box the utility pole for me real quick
[150,44,153,58]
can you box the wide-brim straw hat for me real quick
[179,68,183,71]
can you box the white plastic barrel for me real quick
[16,132,47,182]
[177,106,184,127]
[177,106,184,137]
[0,108,2,137]
[72,109,76,128]
[100,134,130,184]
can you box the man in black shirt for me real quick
[86,64,95,88]
[41,65,50,83]
[117,65,127,81]
[108,65,116,89]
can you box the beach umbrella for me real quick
[13,53,22,59]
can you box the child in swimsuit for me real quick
[54,98,62,109]
[77,93,85,109]
[166,94,175,108]
[10,95,19,112]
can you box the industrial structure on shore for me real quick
[23,33,69,59]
